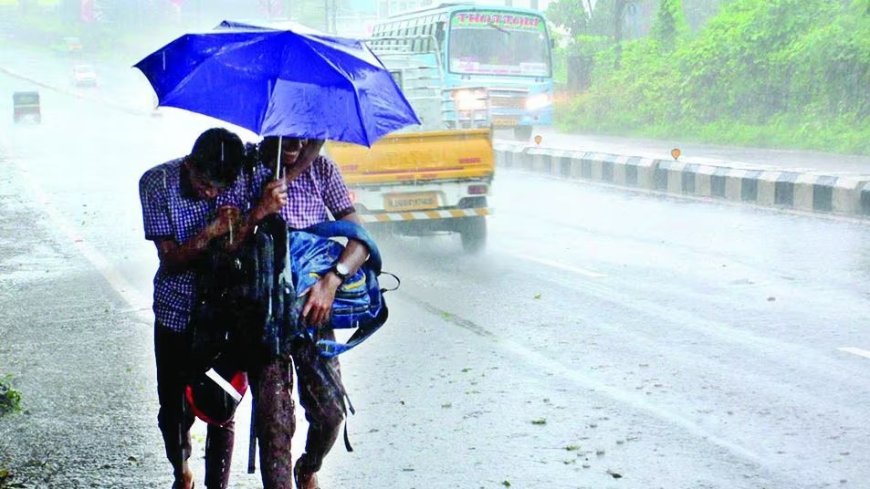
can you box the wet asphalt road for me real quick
[1,69,870,489]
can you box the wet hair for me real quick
[188,128,245,187]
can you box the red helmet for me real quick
[185,363,248,426]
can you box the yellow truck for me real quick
[326,28,496,253]
[327,127,493,252]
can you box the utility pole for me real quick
[323,0,337,33]
[614,0,627,69]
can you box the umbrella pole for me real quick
[275,136,282,180]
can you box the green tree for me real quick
[546,0,593,37]
[682,0,723,31]
[650,0,687,51]
[558,0,870,154]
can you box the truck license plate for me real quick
[492,117,519,126]
[384,192,439,211]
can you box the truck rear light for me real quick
[468,185,488,195]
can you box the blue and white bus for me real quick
[369,3,554,140]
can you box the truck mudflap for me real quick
[360,207,489,223]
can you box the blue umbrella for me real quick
[134,21,420,146]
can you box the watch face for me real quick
[335,262,350,276]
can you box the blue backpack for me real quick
[289,220,393,358]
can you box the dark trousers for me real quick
[155,324,235,489]
[251,330,346,489]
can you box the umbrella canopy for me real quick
[134,21,420,146]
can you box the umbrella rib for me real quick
[297,38,371,146]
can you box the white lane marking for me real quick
[3,152,152,324]
[838,347,870,360]
[513,253,607,278]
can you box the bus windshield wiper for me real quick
[487,22,511,35]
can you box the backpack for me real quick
[189,216,392,371]
[185,215,288,426]
[290,220,393,358]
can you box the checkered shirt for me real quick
[139,158,234,332]
[226,155,355,229]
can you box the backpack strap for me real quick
[302,220,382,274]
[315,305,389,359]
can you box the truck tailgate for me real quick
[327,128,494,185]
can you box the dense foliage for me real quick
[551,0,869,155]
[0,376,21,416]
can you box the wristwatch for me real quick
[331,261,350,281]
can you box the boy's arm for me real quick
[155,215,233,274]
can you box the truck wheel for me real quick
[459,217,486,253]
[513,126,532,141]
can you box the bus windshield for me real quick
[448,10,550,77]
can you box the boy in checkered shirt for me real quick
[228,137,370,489]
[139,127,249,489]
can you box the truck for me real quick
[327,127,493,252]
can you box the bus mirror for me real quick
[435,21,445,44]
[390,70,403,89]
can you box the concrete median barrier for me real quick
[495,143,870,219]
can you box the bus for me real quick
[368,2,554,140]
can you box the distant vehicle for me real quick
[369,3,555,140]
[327,128,493,252]
[71,64,98,87]
[12,91,41,123]
[64,36,83,53]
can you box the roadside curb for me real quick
[494,142,870,218]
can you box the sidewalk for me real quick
[496,130,870,219]
[519,129,870,177]
[0,150,169,487]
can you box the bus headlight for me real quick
[525,93,551,111]
[453,89,487,111]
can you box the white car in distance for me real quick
[71,64,98,87]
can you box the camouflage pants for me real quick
[252,329,346,489]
